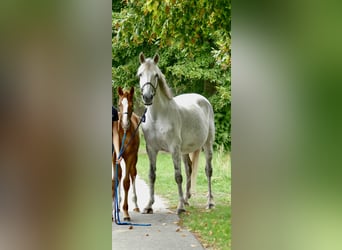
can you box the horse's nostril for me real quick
[143,95,153,104]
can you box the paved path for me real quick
[112,174,205,250]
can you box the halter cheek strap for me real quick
[140,77,158,97]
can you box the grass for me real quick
[136,135,231,250]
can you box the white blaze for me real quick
[121,98,129,129]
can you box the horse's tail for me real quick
[190,149,201,195]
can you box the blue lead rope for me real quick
[114,110,151,226]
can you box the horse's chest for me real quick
[142,122,175,149]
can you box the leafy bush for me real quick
[112,0,231,150]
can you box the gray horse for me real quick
[138,53,215,214]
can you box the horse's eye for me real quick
[155,73,158,78]
[138,73,142,77]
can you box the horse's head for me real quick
[137,52,160,106]
[118,86,134,131]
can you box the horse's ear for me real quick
[139,52,145,64]
[130,86,134,96]
[153,54,159,64]
[118,86,123,96]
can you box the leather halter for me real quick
[141,81,158,96]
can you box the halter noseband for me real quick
[141,82,158,96]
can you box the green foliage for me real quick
[210,75,231,150]
[112,0,231,150]
[180,205,231,250]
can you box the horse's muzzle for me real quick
[122,121,130,130]
[142,95,153,106]
[141,81,156,106]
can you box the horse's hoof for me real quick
[124,217,131,221]
[142,208,153,214]
[133,207,140,213]
[177,208,186,215]
[184,201,190,206]
[206,203,215,209]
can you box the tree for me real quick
[112,0,231,150]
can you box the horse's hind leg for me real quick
[190,149,200,195]
[130,163,140,212]
[142,146,158,214]
[182,154,192,206]
[172,147,186,214]
[112,162,122,220]
[203,142,215,209]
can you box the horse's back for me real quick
[174,93,214,122]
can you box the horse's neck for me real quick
[148,89,172,120]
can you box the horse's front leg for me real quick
[112,162,122,220]
[122,171,131,221]
[173,148,186,214]
[142,146,158,214]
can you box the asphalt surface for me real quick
[112,174,205,250]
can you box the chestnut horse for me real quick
[112,86,140,221]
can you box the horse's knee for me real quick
[131,166,137,177]
[149,170,156,183]
[123,177,130,190]
[183,154,192,170]
[187,164,192,176]
[175,173,183,184]
[206,165,213,177]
